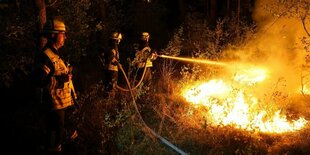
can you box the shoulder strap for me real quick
[43,48,68,76]
[44,48,59,64]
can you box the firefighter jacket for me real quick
[134,46,155,68]
[106,48,119,71]
[42,48,75,110]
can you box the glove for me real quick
[150,51,158,60]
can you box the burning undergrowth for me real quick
[114,91,310,154]
[180,63,308,133]
[153,61,310,153]
[170,59,310,154]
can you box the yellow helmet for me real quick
[110,32,122,40]
[43,17,66,34]
[141,32,150,41]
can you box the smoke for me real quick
[228,0,309,97]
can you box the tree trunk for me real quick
[209,0,217,23]
[237,0,240,23]
[99,0,108,20]
[227,0,230,9]
[33,0,46,50]
[236,0,240,39]
[178,0,185,21]
[227,0,231,17]
[33,0,46,105]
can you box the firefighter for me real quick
[132,32,158,87]
[103,32,122,98]
[32,17,78,154]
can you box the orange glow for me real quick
[181,65,307,133]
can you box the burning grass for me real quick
[181,78,308,133]
[112,91,310,154]
[176,63,310,153]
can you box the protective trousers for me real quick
[46,108,65,154]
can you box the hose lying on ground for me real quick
[117,62,188,155]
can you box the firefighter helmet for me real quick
[141,32,150,41]
[110,32,122,41]
[43,17,66,34]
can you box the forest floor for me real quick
[3,80,310,155]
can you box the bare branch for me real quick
[46,0,58,7]
[301,9,310,37]
[263,4,295,33]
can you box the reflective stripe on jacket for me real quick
[44,48,74,110]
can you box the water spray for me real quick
[158,54,228,66]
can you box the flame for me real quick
[233,67,267,84]
[181,66,308,133]
[301,85,310,95]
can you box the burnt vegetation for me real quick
[1,0,310,154]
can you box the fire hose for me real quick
[116,61,148,92]
[98,54,147,92]
[117,62,188,155]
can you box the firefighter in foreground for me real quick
[103,32,122,98]
[32,17,78,154]
[131,32,158,87]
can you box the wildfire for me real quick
[181,66,308,133]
